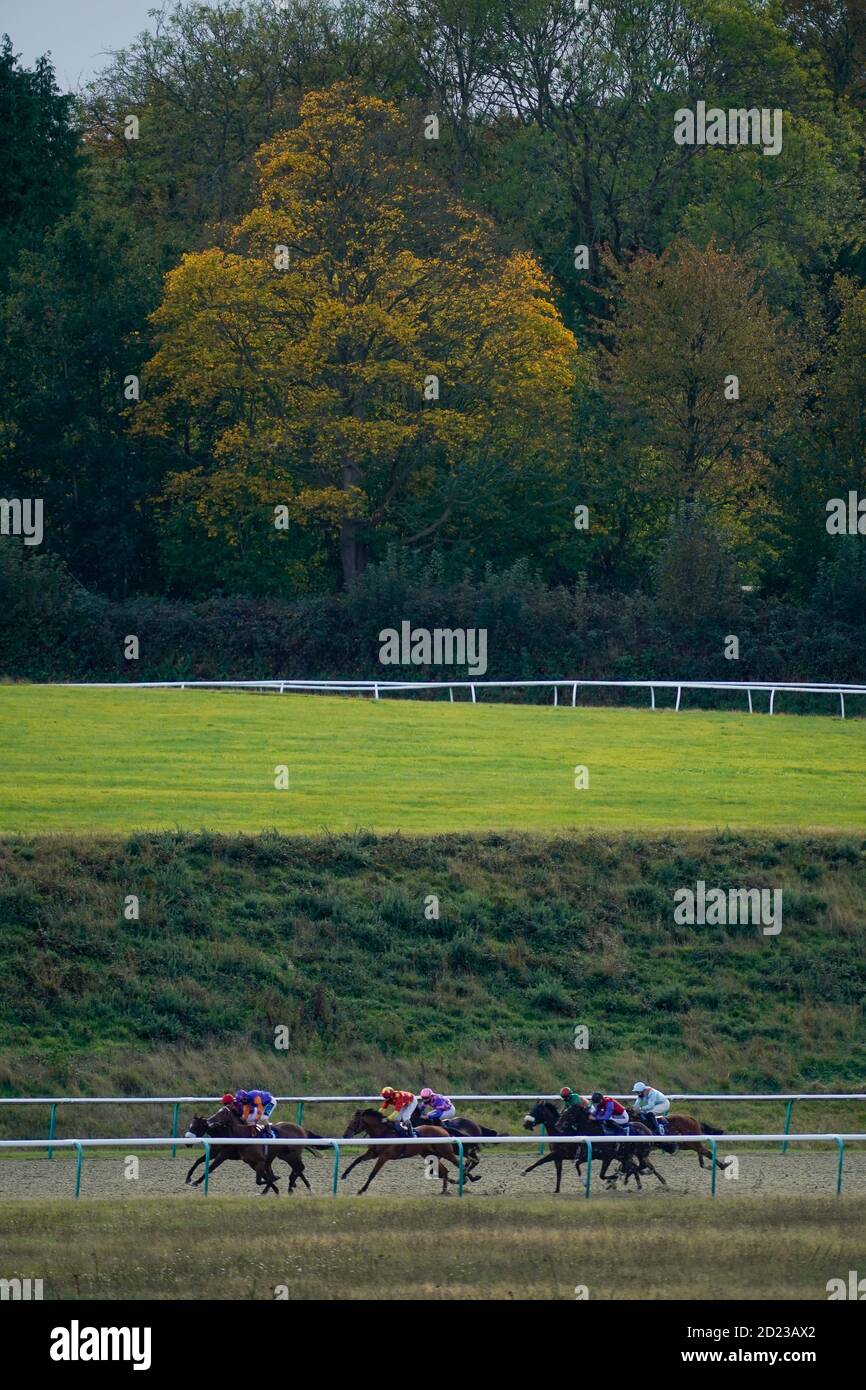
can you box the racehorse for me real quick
[185,1107,325,1192]
[340,1108,461,1194]
[521,1101,666,1190]
[625,1107,730,1171]
[408,1103,497,1180]
[184,1107,281,1194]
[522,1101,620,1190]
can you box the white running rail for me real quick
[57,678,866,716]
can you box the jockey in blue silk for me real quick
[631,1081,671,1134]
[234,1088,277,1137]
[416,1088,457,1125]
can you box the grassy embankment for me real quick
[0,830,863,1136]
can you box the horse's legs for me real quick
[260,1161,280,1195]
[521,1152,558,1177]
[358,1155,388,1194]
[186,1155,204,1184]
[190,1150,228,1187]
[342,1147,375,1180]
[278,1153,308,1191]
[437,1151,461,1193]
[288,1158,311,1191]
[647,1161,667,1185]
[245,1150,279,1195]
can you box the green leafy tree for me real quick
[0,36,79,281]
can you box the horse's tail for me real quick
[700,1121,725,1135]
[302,1128,327,1157]
[479,1125,498,1136]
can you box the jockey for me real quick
[559,1086,588,1110]
[632,1081,671,1134]
[234,1088,277,1137]
[379,1087,417,1137]
[417,1088,456,1125]
[589,1091,630,1135]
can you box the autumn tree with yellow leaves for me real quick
[135,82,580,589]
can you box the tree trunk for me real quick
[340,457,366,585]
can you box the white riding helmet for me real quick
[632,1081,647,1093]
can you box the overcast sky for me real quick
[2,1,197,90]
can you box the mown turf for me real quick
[1,687,864,834]
[0,1195,861,1299]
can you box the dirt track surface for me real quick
[1,1147,863,1201]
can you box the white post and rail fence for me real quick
[2,1091,864,1158]
[0,1132,863,1200]
[57,679,866,717]
[2,1093,863,1180]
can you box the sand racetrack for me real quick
[1,1147,863,1201]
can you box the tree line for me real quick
[0,2,864,643]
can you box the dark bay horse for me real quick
[184,1107,281,1194]
[626,1107,730,1171]
[340,1108,460,1194]
[185,1108,325,1192]
[522,1101,666,1190]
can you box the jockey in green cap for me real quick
[559,1086,587,1110]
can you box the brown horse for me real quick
[340,1108,461,1194]
[184,1107,282,1194]
[626,1108,731,1171]
[408,1103,495,1182]
[185,1110,324,1192]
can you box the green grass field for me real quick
[1,1195,862,1299]
[1,686,864,834]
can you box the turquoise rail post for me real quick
[835,1137,845,1196]
[170,1103,180,1159]
[781,1099,795,1154]
[539,1123,546,1156]
[584,1139,592,1199]
[47,1103,57,1160]
[710,1138,718,1196]
[74,1141,84,1198]
[457,1140,464,1197]
[203,1138,211,1196]
[296,1101,304,1126]
[332,1143,340,1195]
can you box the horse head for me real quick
[192,1104,239,1136]
[523,1100,558,1131]
[343,1108,379,1138]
